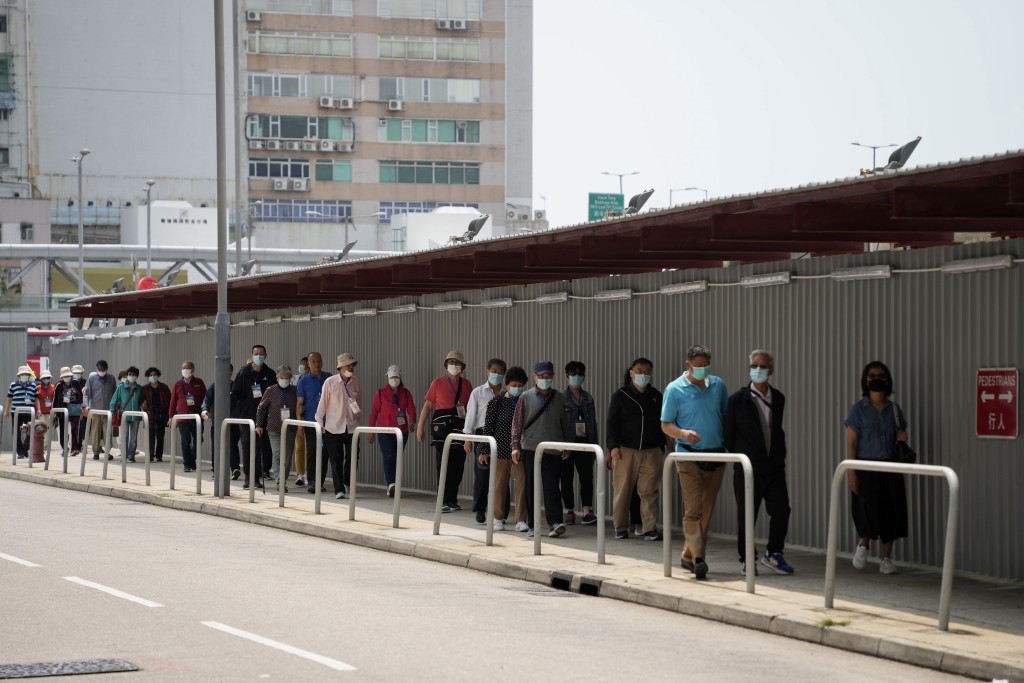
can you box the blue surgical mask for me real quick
[536,379,552,391]
[690,365,710,381]
[508,386,524,397]
[488,372,504,386]
[252,355,265,366]
[149,376,159,384]
[277,379,290,389]
[298,364,306,374]
[568,375,585,388]
[127,375,137,384]
[633,374,650,388]
[749,368,769,384]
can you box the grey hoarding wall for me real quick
[52,239,1024,582]
[1,328,28,385]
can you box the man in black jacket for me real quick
[231,345,276,487]
[724,349,794,576]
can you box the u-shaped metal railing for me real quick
[220,418,256,502]
[825,459,960,631]
[349,426,405,528]
[662,452,755,593]
[44,407,70,473]
[531,441,607,563]
[168,414,203,493]
[80,410,112,477]
[114,410,151,485]
[432,433,498,546]
[278,419,322,511]
[9,406,35,466]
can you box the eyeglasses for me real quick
[867,373,886,380]
[749,364,770,370]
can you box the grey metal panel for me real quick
[0,329,28,384]
[51,239,1024,581]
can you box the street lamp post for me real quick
[601,170,638,196]
[851,141,898,169]
[684,186,709,202]
[247,199,262,261]
[144,179,156,277]
[72,147,90,298]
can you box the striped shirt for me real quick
[7,380,38,415]
[255,384,298,434]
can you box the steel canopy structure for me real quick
[70,151,1024,321]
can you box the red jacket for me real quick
[170,376,207,417]
[369,383,416,433]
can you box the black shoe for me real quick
[149,456,156,462]
[183,467,193,473]
[643,529,663,541]
[615,529,629,540]
[231,468,241,480]
[449,502,462,511]
[694,558,709,580]
[475,512,486,524]
[307,486,315,494]
[156,456,163,462]
[106,454,114,461]
[127,456,136,463]
[243,480,250,490]
[680,558,695,573]
[92,454,99,460]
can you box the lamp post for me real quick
[344,210,384,247]
[683,186,709,202]
[144,179,156,277]
[851,141,898,169]
[72,147,90,298]
[601,170,638,196]
[246,199,262,261]
[668,188,688,206]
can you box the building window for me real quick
[20,223,32,241]
[0,16,7,33]
[246,0,353,15]
[0,147,8,165]
[378,0,480,20]
[314,159,352,182]
[379,77,479,103]
[379,160,480,185]
[378,118,479,143]
[378,200,479,224]
[248,72,353,99]
[378,36,479,62]
[251,198,352,223]
[248,114,354,141]
[247,31,352,58]
[248,157,311,179]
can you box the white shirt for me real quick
[315,374,361,434]
[463,382,502,433]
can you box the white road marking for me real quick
[201,621,356,672]
[0,552,40,567]
[63,576,164,607]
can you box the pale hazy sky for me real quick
[532,0,1024,228]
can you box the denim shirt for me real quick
[563,387,599,445]
[845,398,907,460]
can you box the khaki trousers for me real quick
[294,426,306,477]
[612,446,662,533]
[676,461,726,563]
[493,458,528,523]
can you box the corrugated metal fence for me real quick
[1,328,28,384]
[50,239,1024,581]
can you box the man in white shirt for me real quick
[315,353,361,500]
[463,358,507,524]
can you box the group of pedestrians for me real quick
[9,344,912,578]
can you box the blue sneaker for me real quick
[760,552,795,575]
[741,561,759,576]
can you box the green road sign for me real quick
[588,193,624,221]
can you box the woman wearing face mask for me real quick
[109,366,143,462]
[4,365,42,459]
[606,358,666,541]
[416,350,471,513]
[478,366,529,531]
[367,365,416,498]
[70,365,88,451]
[140,367,171,462]
[255,365,298,492]
[844,361,909,575]
[52,366,84,456]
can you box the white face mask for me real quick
[97,371,107,377]
[72,374,82,381]
[388,377,401,388]
[181,369,193,379]
[18,375,30,383]
[446,364,461,377]
[342,370,354,379]
[277,378,290,389]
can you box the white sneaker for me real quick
[852,544,868,570]
[515,521,529,533]
[548,523,566,538]
[879,557,897,574]
[493,519,505,531]
[295,476,306,486]
[335,491,346,500]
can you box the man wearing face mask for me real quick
[315,353,361,499]
[83,360,117,459]
[4,365,42,459]
[368,365,416,498]
[511,360,570,538]
[231,344,276,486]
[71,365,88,449]
[170,360,207,473]
[140,367,171,463]
[291,356,308,484]
[724,350,793,576]
[256,365,298,491]
[109,366,143,462]
[297,351,330,491]
[660,345,729,580]
[52,366,84,456]
[463,358,507,524]
[561,360,599,525]
[416,350,471,513]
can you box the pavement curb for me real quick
[2,467,1019,681]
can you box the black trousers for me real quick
[304,425,322,482]
[324,431,354,493]
[559,452,595,509]
[240,426,270,478]
[210,421,241,471]
[9,414,31,456]
[434,442,465,507]
[734,465,791,561]
[148,425,166,460]
[177,422,198,469]
[522,449,564,530]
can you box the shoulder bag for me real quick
[891,402,916,463]
[430,378,466,445]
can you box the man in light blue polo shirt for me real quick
[661,345,729,580]
[296,351,331,491]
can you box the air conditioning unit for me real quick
[266,140,281,150]
[301,141,316,151]
[246,10,261,21]
[451,19,467,30]
[387,99,404,111]
[319,95,335,108]
[378,118,388,127]
[506,209,516,220]
[272,178,288,190]
[342,117,354,125]
[534,210,546,220]
[518,212,529,220]
[336,97,355,110]
[319,139,334,151]
[285,141,301,151]
[291,178,309,191]
[249,140,265,150]
[436,19,452,29]
[456,120,468,129]
[336,142,352,152]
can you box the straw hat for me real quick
[17,365,31,376]
[71,364,85,374]
[444,350,466,368]
[336,352,357,368]
[39,370,52,380]
[60,366,72,378]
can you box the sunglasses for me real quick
[749,364,770,370]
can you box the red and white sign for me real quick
[977,368,1018,439]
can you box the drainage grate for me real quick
[504,586,578,598]
[0,659,138,679]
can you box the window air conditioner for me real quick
[534,210,546,220]
[249,140,265,150]
[336,97,355,109]
[319,139,334,151]
[319,95,335,108]
[272,178,288,190]
[451,19,467,30]
[302,141,317,151]
[378,118,388,126]
[456,120,468,129]
[285,141,301,151]
[518,212,529,220]
[336,142,353,152]
[291,178,309,191]
[436,19,452,29]
[246,10,261,21]
[506,209,516,219]
[387,99,404,111]
[266,140,281,150]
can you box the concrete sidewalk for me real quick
[1,450,1020,681]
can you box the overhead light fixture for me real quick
[390,303,417,314]
[318,311,344,320]
[284,314,312,323]
[115,331,131,338]
[83,334,97,341]
[434,301,464,311]
[741,272,791,288]
[831,265,892,281]
[148,328,166,335]
[189,323,211,331]
[537,291,568,305]
[940,254,1013,274]
[99,332,114,340]
[257,317,281,325]
[594,288,633,301]
[660,280,707,295]
[481,297,513,308]
[169,326,187,334]
[233,319,256,327]
[131,330,147,337]
[351,308,378,317]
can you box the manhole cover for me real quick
[0,659,138,679]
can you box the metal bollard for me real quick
[531,441,607,564]
[168,414,203,493]
[432,433,498,545]
[348,426,405,527]
[118,411,151,485]
[44,407,70,473]
[278,419,321,509]
[10,406,35,466]
[219,419,256,502]
[82,410,113,478]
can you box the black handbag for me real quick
[891,402,917,463]
[430,378,466,446]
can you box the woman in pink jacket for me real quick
[368,365,416,498]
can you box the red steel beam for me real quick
[893,186,1024,218]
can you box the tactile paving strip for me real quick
[0,659,138,679]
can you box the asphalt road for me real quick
[0,478,967,682]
